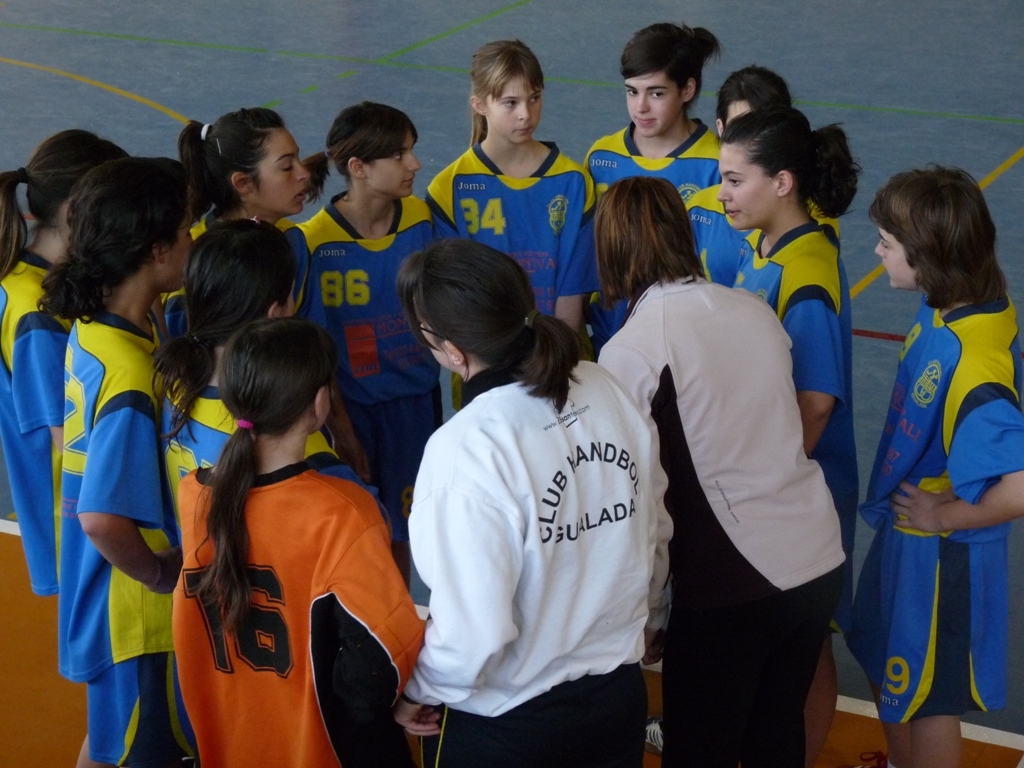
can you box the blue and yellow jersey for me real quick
[164,214,308,339]
[427,142,599,315]
[294,196,439,405]
[735,222,858,519]
[862,295,1024,541]
[583,120,720,202]
[59,312,178,682]
[688,189,842,289]
[0,252,70,595]
[162,385,378,521]
[583,122,720,352]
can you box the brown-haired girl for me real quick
[719,105,860,761]
[848,167,1024,768]
[173,317,423,768]
[426,40,598,335]
[0,130,126,598]
[41,156,194,768]
[584,21,721,353]
[175,106,368,482]
[296,102,439,582]
[595,176,844,768]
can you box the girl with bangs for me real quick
[297,102,440,583]
[426,40,598,337]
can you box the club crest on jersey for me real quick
[677,183,700,202]
[911,359,942,407]
[548,195,568,235]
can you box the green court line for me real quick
[375,0,533,61]
[4,19,1024,125]
[261,99,282,108]
[336,70,357,79]
[793,98,1024,125]
[299,84,319,94]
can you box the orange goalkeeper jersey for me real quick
[173,461,423,767]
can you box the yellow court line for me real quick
[850,264,886,299]
[851,142,1024,299]
[0,56,189,124]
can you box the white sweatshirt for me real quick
[405,361,671,717]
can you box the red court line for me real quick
[854,327,1024,359]
[853,328,906,343]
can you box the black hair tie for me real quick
[186,332,212,349]
[16,167,28,185]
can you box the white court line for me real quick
[838,695,1024,765]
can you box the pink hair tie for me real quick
[236,419,255,430]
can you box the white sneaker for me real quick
[644,716,663,756]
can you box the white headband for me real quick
[200,123,213,141]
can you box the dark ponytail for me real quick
[620,21,722,108]
[0,130,126,281]
[721,106,860,218]
[155,219,296,437]
[198,317,337,632]
[40,157,187,321]
[178,108,285,221]
[397,240,579,411]
[303,101,418,202]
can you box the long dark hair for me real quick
[304,102,418,202]
[0,130,127,281]
[198,317,337,633]
[720,106,860,219]
[397,240,580,411]
[155,219,297,437]
[178,107,286,221]
[620,21,721,110]
[39,157,187,321]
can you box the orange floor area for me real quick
[3,533,1021,767]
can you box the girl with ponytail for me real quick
[0,130,126,598]
[155,219,379,526]
[584,20,722,353]
[297,101,437,583]
[40,156,195,768]
[172,317,422,768]
[393,239,671,768]
[719,104,861,765]
[170,107,310,336]
[425,40,599,335]
[175,106,369,483]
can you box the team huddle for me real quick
[1,18,1023,768]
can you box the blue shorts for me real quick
[87,652,194,767]
[848,524,1008,723]
[347,387,441,542]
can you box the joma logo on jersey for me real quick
[677,183,700,202]
[548,195,568,235]
[457,181,487,190]
[911,360,942,407]
[591,158,617,168]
